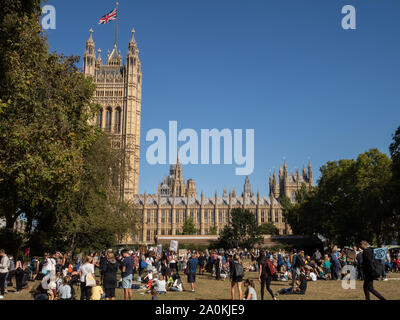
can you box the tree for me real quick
[0,1,140,254]
[218,208,263,249]
[27,132,140,254]
[182,217,197,235]
[0,1,98,234]
[209,226,218,235]
[260,222,279,235]
[389,125,400,234]
[282,149,394,247]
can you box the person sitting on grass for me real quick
[90,280,105,300]
[243,279,257,300]
[57,276,73,300]
[166,272,174,291]
[276,273,307,296]
[152,273,167,295]
[322,255,332,280]
[142,269,154,283]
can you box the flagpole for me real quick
[115,2,119,47]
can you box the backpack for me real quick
[266,260,276,276]
[233,262,244,278]
[369,258,383,279]
[140,259,147,269]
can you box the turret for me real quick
[308,160,313,186]
[96,48,103,67]
[127,29,140,77]
[83,29,96,76]
[269,174,273,196]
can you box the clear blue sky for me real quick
[45,0,400,197]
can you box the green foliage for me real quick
[0,229,25,257]
[0,1,139,254]
[209,226,218,235]
[389,126,400,229]
[182,217,197,235]
[283,149,394,247]
[218,208,263,249]
[29,133,140,254]
[260,222,279,235]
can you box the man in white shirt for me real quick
[0,250,9,299]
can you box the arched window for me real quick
[105,107,112,132]
[96,109,103,128]
[291,191,296,203]
[114,107,122,133]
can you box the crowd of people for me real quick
[0,241,397,300]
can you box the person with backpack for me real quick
[229,254,244,300]
[78,255,95,300]
[258,253,277,300]
[359,241,385,300]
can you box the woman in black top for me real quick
[15,256,25,293]
[103,252,118,300]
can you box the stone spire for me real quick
[96,48,103,66]
[83,29,96,76]
[243,175,252,198]
[308,160,313,186]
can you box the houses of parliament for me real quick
[83,29,313,245]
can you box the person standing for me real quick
[258,253,277,300]
[99,251,107,285]
[103,252,118,300]
[187,252,199,292]
[15,256,25,293]
[359,241,385,300]
[121,249,134,300]
[313,249,322,265]
[5,255,14,293]
[78,256,95,300]
[215,253,222,280]
[0,249,9,299]
[290,249,298,286]
[230,254,244,300]
[330,249,340,280]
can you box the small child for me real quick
[90,280,104,300]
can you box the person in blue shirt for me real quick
[187,253,199,292]
[330,249,340,280]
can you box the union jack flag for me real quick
[98,8,117,24]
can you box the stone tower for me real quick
[83,29,142,199]
[269,160,314,201]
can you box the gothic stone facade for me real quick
[83,29,142,198]
[132,159,313,245]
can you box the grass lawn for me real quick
[3,269,400,301]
